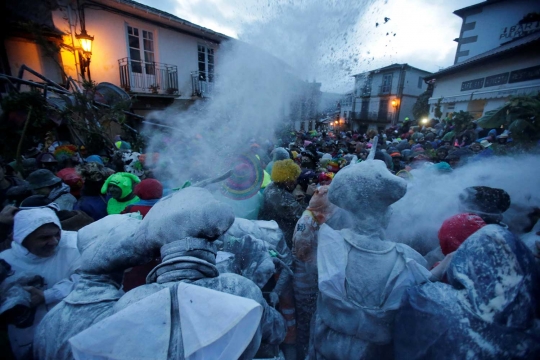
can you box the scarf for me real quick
[146,238,219,284]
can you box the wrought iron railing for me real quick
[351,111,392,123]
[118,58,178,95]
[191,71,214,97]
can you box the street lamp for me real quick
[391,99,398,108]
[76,29,94,81]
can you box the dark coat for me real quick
[259,183,305,248]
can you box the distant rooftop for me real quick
[352,63,432,77]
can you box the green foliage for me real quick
[412,89,432,121]
[0,90,53,158]
[452,111,474,134]
[476,94,540,142]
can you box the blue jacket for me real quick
[75,195,108,221]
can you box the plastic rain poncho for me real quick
[0,208,81,359]
[310,160,432,360]
[70,188,286,359]
[33,214,140,360]
[394,225,540,359]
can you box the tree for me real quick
[412,89,432,121]
[476,94,540,142]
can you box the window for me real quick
[418,76,423,89]
[127,26,155,74]
[198,45,214,82]
[381,74,392,94]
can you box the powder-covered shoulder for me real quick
[59,230,79,250]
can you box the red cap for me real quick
[438,213,486,255]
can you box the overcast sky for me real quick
[138,0,484,92]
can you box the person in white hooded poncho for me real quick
[56,188,285,360]
[309,160,432,360]
[0,207,81,359]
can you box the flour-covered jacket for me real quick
[0,231,81,359]
[394,225,540,359]
[312,225,431,360]
[48,183,77,211]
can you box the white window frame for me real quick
[197,44,215,83]
[125,23,157,74]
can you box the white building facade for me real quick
[344,64,431,133]
[427,0,540,119]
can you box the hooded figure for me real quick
[26,169,77,211]
[458,186,511,225]
[123,178,163,217]
[75,162,114,221]
[260,159,306,249]
[101,172,141,214]
[310,160,431,360]
[34,215,140,360]
[0,208,80,359]
[68,188,286,359]
[292,186,339,359]
[394,225,540,359]
[266,147,290,175]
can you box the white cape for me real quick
[69,282,262,360]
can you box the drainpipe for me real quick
[395,64,406,125]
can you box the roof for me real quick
[453,0,507,18]
[425,31,540,80]
[352,63,432,77]
[89,0,231,43]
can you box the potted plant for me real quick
[149,84,160,94]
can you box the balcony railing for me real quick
[118,58,179,95]
[191,71,214,97]
[354,111,393,123]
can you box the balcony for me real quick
[378,84,392,95]
[191,71,214,97]
[354,111,393,123]
[118,58,179,96]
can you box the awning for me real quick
[429,84,540,104]
[428,94,472,105]
[471,85,540,100]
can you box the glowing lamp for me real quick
[76,29,94,56]
[421,118,429,124]
[391,99,397,107]
[75,29,94,80]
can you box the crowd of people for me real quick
[0,117,539,360]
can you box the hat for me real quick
[26,169,62,190]
[431,161,452,173]
[480,140,492,148]
[13,207,61,244]
[271,159,301,183]
[329,160,406,213]
[459,186,511,218]
[85,155,104,165]
[221,154,264,200]
[36,153,58,164]
[438,213,486,255]
[390,152,402,158]
[57,168,84,197]
[318,172,334,183]
[135,179,164,200]
[101,172,141,198]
